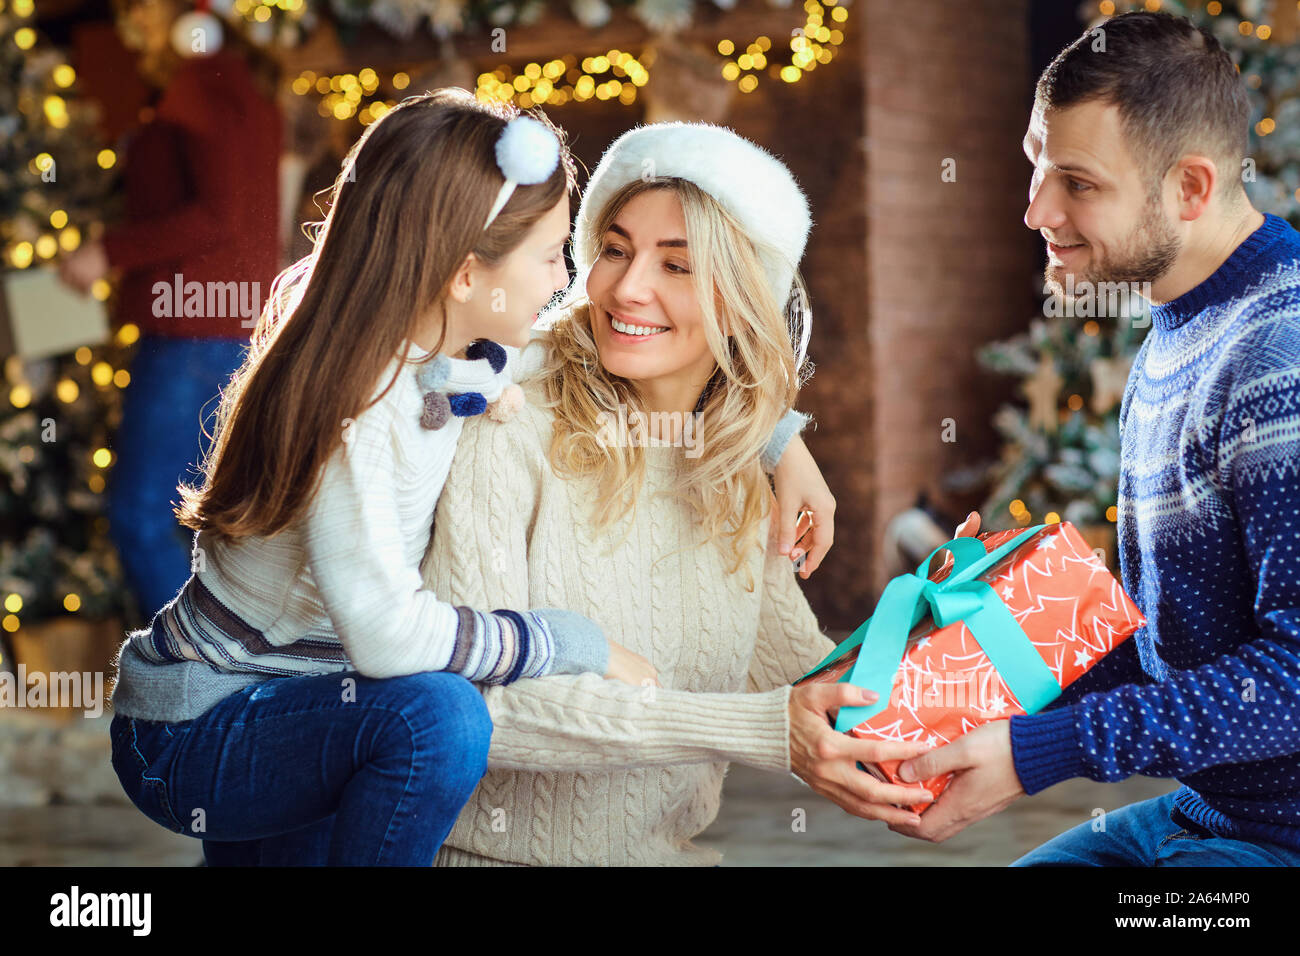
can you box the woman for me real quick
[419,122,939,866]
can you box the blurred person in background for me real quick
[59,0,282,620]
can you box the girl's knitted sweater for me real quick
[421,384,837,866]
[109,341,607,722]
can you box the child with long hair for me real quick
[107,89,831,866]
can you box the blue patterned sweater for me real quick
[1009,212,1300,850]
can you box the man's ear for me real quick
[1174,155,1218,221]
[449,252,477,303]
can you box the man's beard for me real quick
[1044,195,1180,298]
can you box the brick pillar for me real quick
[798,0,1037,626]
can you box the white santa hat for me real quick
[572,122,813,347]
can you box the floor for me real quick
[0,709,1177,866]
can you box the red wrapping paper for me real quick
[797,522,1145,812]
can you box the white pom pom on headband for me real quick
[482,116,562,231]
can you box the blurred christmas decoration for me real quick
[944,292,1146,536]
[1,4,130,635]
[233,0,845,49]
[1,0,119,275]
[284,0,848,123]
[1,333,137,632]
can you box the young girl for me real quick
[107,88,830,866]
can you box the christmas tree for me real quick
[948,0,1300,539]
[1,0,130,648]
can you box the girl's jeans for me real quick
[107,335,248,617]
[109,669,492,866]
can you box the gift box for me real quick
[795,521,1145,812]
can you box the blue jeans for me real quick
[107,335,248,617]
[1011,792,1300,866]
[109,670,491,866]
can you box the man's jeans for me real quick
[1012,791,1300,866]
[107,335,248,617]
[110,670,491,865]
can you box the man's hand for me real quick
[58,241,109,295]
[771,434,835,578]
[886,720,1025,842]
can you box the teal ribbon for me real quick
[799,524,1063,733]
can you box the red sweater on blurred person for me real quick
[102,48,281,340]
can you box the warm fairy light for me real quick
[116,323,140,347]
[59,226,81,251]
[56,378,79,403]
[92,447,113,468]
[97,148,116,169]
[91,363,113,387]
[53,64,75,87]
[35,235,57,258]
[13,0,34,15]
[1083,320,1100,336]
[1067,394,1083,411]
[10,241,34,268]
[2,615,19,633]
[1010,499,1026,515]
[14,27,36,50]
[63,594,82,612]
[475,3,845,109]
[1206,1,1222,14]
[114,369,131,388]
[392,72,410,89]
[9,384,32,408]
[1044,512,1061,524]
[4,594,21,613]
[88,474,105,493]
[44,95,68,128]
[1106,506,1118,522]
[1257,24,1272,40]
[91,279,111,301]
[75,346,92,365]
[49,209,68,228]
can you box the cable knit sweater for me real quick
[420,383,837,866]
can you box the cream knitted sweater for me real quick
[420,385,838,866]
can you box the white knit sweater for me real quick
[421,384,838,866]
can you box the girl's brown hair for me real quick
[176,88,576,540]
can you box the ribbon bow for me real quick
[800,524,1063,733]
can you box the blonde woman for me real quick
[419,123,939,866]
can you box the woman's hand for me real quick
[605,639,659,688]
[770,434,835,579]
[789,681,938,826]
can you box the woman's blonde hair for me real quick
[176,89,576,540]
[539,176,809,587]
